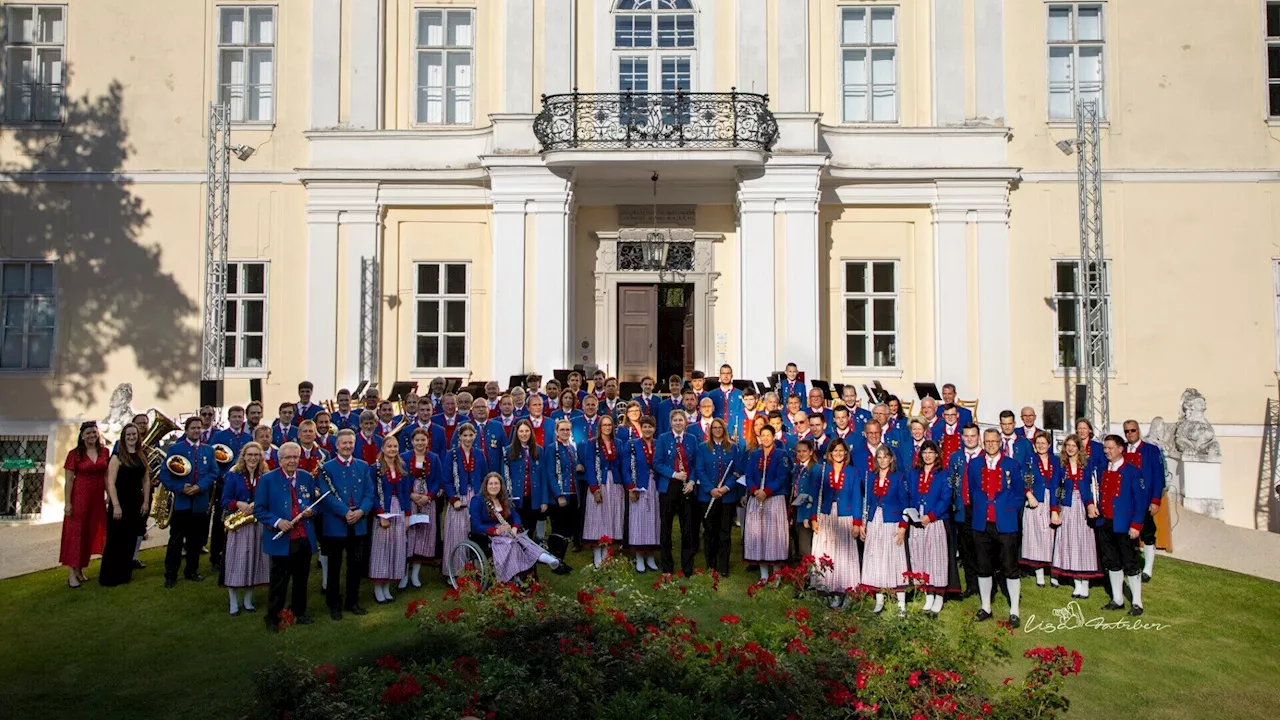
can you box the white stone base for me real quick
[1180,458,1224,521]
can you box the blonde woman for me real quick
[219,442,269,614]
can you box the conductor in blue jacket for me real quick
[253,442,319,631]
[160,416,217,588]
[1094,434,1150,616]
[656,411,701,576]
[966,428,1027,628]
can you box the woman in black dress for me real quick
[100,424,151,586]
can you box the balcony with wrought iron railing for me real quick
[532,89,779,154]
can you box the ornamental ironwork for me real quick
[534,89,779,152]
[617,231,695,272]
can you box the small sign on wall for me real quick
[716,333,728,366]
[618,205,696,228]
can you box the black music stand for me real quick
[914,383,942,401]
[388,381,418,403]
[732,379,754,391]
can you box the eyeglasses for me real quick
[200,412,214,417]
[1124,428,1140,434]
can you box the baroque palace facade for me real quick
[1,0,1279,529]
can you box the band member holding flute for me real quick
[695,417,740,576]
[581,415,625,567]
[254,442,319,632]
[656,411,701,577]
[742,424,790,582]
[317,430,373,620]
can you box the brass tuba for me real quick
[142,410,179,529]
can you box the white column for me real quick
[933,0,965,125]
[698,0,716,91]
[932,207,970,393]
[737,195,776,381]
[543,0,576,95]
[341,210,380,390]
[775,0,808,111]
[974,0,1006,123]
[306,211,340,398]
[310,0,341,129]
[504,0,534,112]
[534,198,573,375]
[737,0,768,94]
[491,199,527,382]
[593,0,612,91]
[348,0,380,129]
[782,197,820,376]
[976,209,1013,422]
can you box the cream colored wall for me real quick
[821,205,935,386]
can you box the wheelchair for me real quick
[446,531,569,591]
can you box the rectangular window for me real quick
[842,261,897,368]
[1054,259,1112,369]
[414,262,470,370]
[216,5,276,123]
[1267,2,1280,115]
[0,261,55,370]
[415,8,473,125]
[2,4,64,123]
[1274,260,1280,370]
[840,5,897,123]
[224,261,267,371]
[1047,3,1105,121]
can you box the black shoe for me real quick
[552,561,573,575]
[243,605,258,613]
[185,574,205,583]
[230,609,241,617]
[975,609,992,622]
[132,560,147,570]
[1141,573,1151,584]
[746,564,760,573]
[1009,614,1021,629]
[1101,601,1124,611]
[346,604,368,616]
[295,615,315,625]
[1127,606,1144,617]
[163,578,177,589]
[329,608,343,621]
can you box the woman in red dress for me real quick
[60,421,109,588]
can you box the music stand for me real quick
[732,379,754,391]
[443,378,462,393]
[507,375,525,391]
[353,380,369,398]
[463,381,487,398]
[914,383,942,401]
[872,381,890,404]
[811,379,832,400]
[388,381,419,403]
[619,381,641,400]
[552,368,571,386]
[756,381,771,395]
[768,371,782,389]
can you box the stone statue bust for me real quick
[1143,417,1175,453]
[102,383,135,436]
[1172,388,1220,462]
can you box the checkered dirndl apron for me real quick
[369,496,406,582]
[743,494,788,563]
[810,505,860,593]
[859,508,909,592]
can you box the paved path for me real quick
[0,521,169,580]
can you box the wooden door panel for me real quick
[619,285,657,382]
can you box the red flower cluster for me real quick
[435,607,466,624]
[1025,645,1085,677]
[719,615,741,625]
[404,598,429,618]
[784,607,810,623]
[452,656,480,682]
[902,570,932,585]
[784,637,809,655]
[277,609,295,632]
[598,535,613,546]
[311,663,338,690]
[375,654,402,672]
[380,673,422,706]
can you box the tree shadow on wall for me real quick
[0,78,200,419]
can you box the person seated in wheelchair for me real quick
[469,473,572,582]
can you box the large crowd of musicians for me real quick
[58,364,1166,631]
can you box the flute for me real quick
[703,460,735,520]
[272,490,332,540]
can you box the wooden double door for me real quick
[618,283,693,383]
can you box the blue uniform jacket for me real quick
[864,470,910,527]
[271,420,299,448]
[622,438,657,492]
[946,449,980,522]
[631,394,660,419]
[159,438,218,514]
[538,441,578,505]
[443,446,489,501]
[655,398,681,436]
[1057,461,1096,509]
[211,426,252,476]
[778,378,806,403]
[402,420,447,457]
[295,403,323,424]
[401,450,445,501]
[502,446,541,506]
[744,447,789,498]
[315,457,375,537]
[469,495,525,535]
[965,456,1026,534]
[906,466,952,523]
[220,470,262,513]
[1091,462,1148,534]
[1025,454,1062,509]
[581,439,624,490]
[372,464,413,515]
[331,409,362,431]
[694,441,740,503]
[482,417,519,470]
[998,434,1034,469]
[570,414,603,447]
[705,386,744,422]
[809,462,862,521]
[253,469,319,556]
[1127,442,1167,505]
[654,432,701,494]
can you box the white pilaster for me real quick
[310,0,341,129]
[775,0,808,111]
[504,0,534,112]
[933,0,965,125]
[543,0,576,95]
[974,0,1006,123]
[737,179,776,381]
[306,211,340,399]
[737,0,768,94]
[976,208,1013,422]
[782,196,820,376]
[699,0,716,91]
[534,200,573,375]
[594,0,612,91]
[490,197,528,383]
[348,0,380,129]
[341,208,380,390]
[931,205,970,395]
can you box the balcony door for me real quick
[613,0,697,93]
[617,55,693,94]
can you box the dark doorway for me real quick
[656,283,693,382]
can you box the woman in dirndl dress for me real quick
[1074,419,1105,478]
[443,424,489,583]
[809,439,863,607]
[859,446,911,616]
[401,428,443,589]
[743,424,790,582]
[582,415,625,566]
[906,441,954,616]
[617,401,644,446]
[1021,432,1061,587]
[220,442,270,615]
[1051,435,1102,597]
[470,474,569,583]
[369,436,410,603]
[504,420,543,541]
[622,415,661,572]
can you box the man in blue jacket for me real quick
[254,442,319,631]
[655,411,700,576]
[316,430,374,621]
[966,428,1026,628]
[1122,419,1166,583]
[160,416,217,588]
[1095,434,1150,616]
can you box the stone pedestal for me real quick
[1180,457,1224,520]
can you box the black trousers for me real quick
[1139,509,1158,545]
[790,521,813,562]
[164,509,207,581]
[207,478,227,569]
[973,521,1020,579]
[952,511,979,592]
[546,495,581,546]
[268,538,312,625]
[519,496,544,539]
[700,499,734,576]
[573,476,588,545]
[321,528,364,610]
[659,486,696,575]
[1096,526,1140,576]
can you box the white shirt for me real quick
[965,448,981,462]
[944,423,958,436]
[985,454,1001,470]
[1127,441,1142,453]
[501,415,514,427]
[1108,458,1125,472]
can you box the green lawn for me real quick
[1,540,1277,720]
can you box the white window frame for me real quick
[841,260,899,370]
[0,259,56,372]
[1046,2,1106,122]
[1052,258,1114,371]
[215,4,277,125]
[1,4,66,124]
[413,262,471,372]
[612,0,698,94]
[1273,259,1280,371]
[224,260,269,376]
[413,7,475,126]
[838,4,899,124]
[1266,1,1280,118]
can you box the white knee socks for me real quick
[646,554,659,570]
[1074,579,1089,597]
[1034,568,1045,585]
[759,564,771,582]
[1006,578,1021,617]
[410,563,422,587]
[593,547,605,567]
[933,594,945,613]
[895,592,906,612]
[537,551,560,567]
[978,576,994,613]
[382,582,393,601]
[228,589,241,614]
[133,536,143,561]
[398,571,410,590]
[318,555,329,590]
[243,589,255,610]
[1107,570,1124,604]
[1143,545,1155,577]
[635,555,646,572]
[873,593,885,613]
[1127,574,1143,609]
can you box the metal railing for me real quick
[533,89,779,152]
